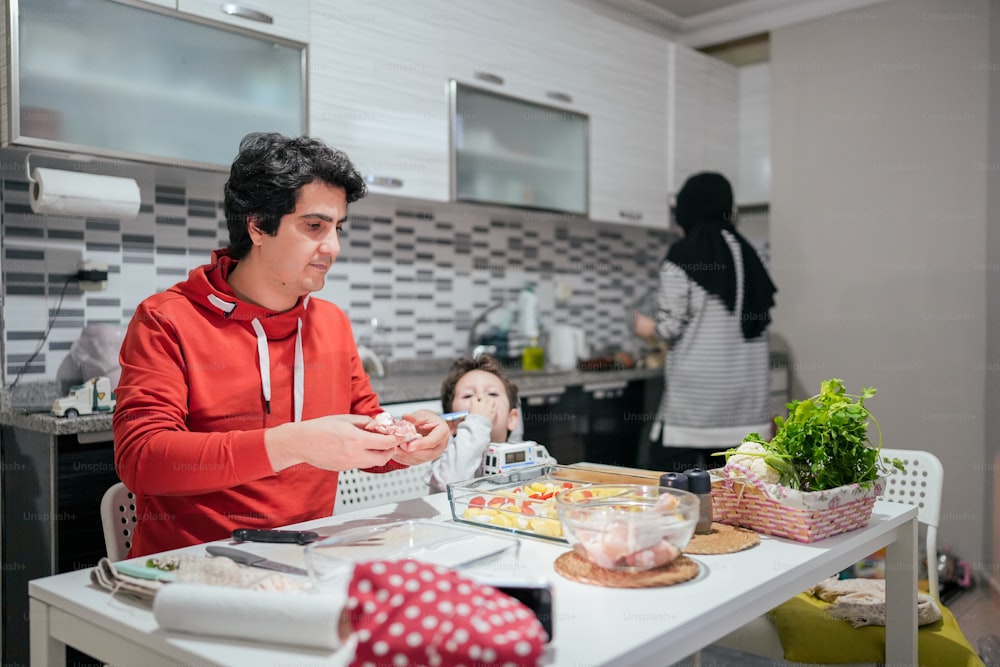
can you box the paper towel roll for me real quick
[153,584,346,650]
[30,167,141,218]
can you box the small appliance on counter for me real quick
[546,325,587,371]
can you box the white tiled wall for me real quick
[0,151,677,382]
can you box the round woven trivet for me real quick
[684,522,760,555]
[553,550,700,588]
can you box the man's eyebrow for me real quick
[300,212,347,224]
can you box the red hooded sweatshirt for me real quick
[113,249,403,557]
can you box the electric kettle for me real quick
[546,325,587,371]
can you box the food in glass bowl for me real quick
[555,485,699,572]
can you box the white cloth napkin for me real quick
[811,576,942,627]
[153,583,347,650]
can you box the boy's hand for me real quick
[468,396,497,422]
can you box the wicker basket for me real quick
[710,465,883,543]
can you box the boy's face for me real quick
[451,370,519,442]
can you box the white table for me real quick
[29,495,918,667]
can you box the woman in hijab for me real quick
[633,172,777,473]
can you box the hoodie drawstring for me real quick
[294,318,304,423]
[250,318,272,415]
[249,316,304,421]
[209,294,304,422]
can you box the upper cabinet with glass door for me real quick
[6,0,307,170]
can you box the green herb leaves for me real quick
[737,378,902,491]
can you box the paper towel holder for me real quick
[25,151,142,219]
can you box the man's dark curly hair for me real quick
[440,354,519,413]
[223,132,368,259]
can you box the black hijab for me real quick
[665,172,776,339]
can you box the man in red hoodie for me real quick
[113,133,450,556]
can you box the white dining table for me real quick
[29,493,918,667]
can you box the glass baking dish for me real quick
[447,464,660,543]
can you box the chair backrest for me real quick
[878,447,944,596]
[334,462,433,514]
[100,482,136,561]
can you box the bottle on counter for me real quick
[522,337,545,371]
[518,283,545,371]
[658,472,689,491]
[684,468,714,534]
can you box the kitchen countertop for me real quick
[0,349,793,436]
[0,365,664,436]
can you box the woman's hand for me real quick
[633,312,656,339]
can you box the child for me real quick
[428,354,522,492]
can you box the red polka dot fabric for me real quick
[347,559,547,667]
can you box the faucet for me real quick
[466,301,505,357]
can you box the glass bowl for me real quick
[554,485,699,572]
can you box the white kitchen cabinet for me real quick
[177,0,309,41]
[309,0,451,201]
[446,0,590,110]
[738,62,771,205]
[585,16,670,228]
[7,0,305,169]
[668,43,740,202]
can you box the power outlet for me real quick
[77,260,109,292]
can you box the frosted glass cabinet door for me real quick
[12,0,306,169]
[453,83,588,215]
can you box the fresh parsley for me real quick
[735,378,903,491]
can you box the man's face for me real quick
[249,180,346,303]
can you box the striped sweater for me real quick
[652,230,771,448]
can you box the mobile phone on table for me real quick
[473,576,554,641]
[231,528,320,545]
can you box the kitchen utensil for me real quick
[205,545,309,576]
[547,325,587,371]
[441,410,469,423]
[305,520,520,593]
[231,528,319,545]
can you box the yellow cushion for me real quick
[770,593,984,666]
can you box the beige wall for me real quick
[987,0,1000,588]
[770,0,991,566]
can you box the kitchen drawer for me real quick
[177,0,309,41]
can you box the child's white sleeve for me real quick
[427,413,493,493]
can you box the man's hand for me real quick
[265,415,407,472]
[392,409,449,466]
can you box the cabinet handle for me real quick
[474,71,504,86]
[546,91,573,104]
[220,3,274,24]
[619,210,643,221]
[366,175,404,188]
[583,381,627,394]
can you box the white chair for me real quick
[715,447,946,663]
[878,447,944,598]
[334,462,433,514]
[100,482,137,562]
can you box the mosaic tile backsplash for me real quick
[0,151,767,384]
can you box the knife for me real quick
[206,545,309,576]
